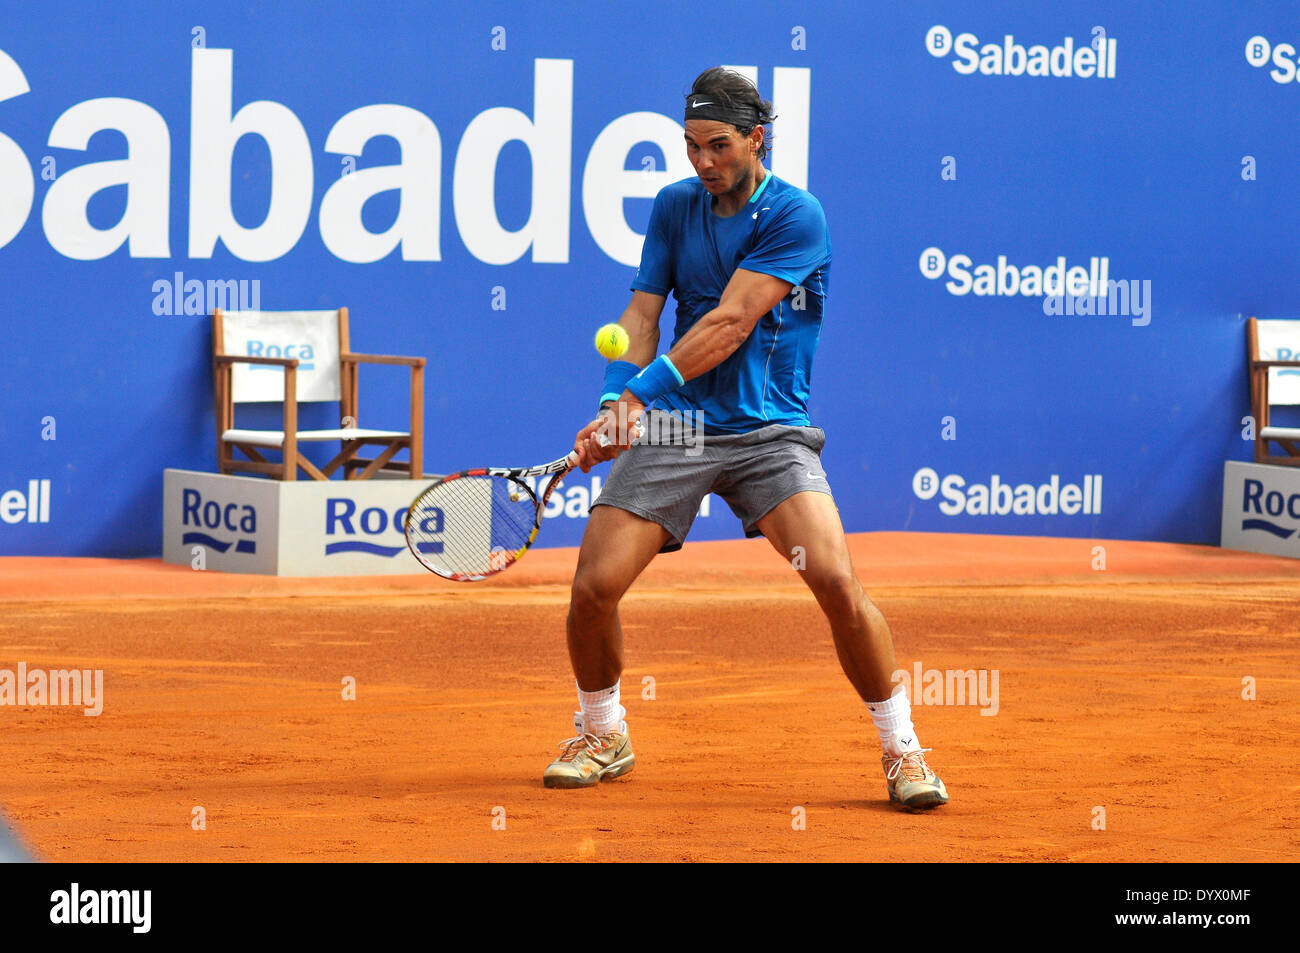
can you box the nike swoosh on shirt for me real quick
[752,206,771,220]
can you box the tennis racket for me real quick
[404,429,637,581]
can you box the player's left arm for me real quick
[661,269,793,380]
[658,195,827,382]
[609,194,826,442]
[601,270,786,454]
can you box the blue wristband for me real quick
[599,360,640,407]
[625,355,684,405]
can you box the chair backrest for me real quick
[1255,319,1300,406]
[218,310,344,403]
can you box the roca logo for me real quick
[1245,36,1300,85]
[1239,478,1300,539]
[180,487,256,553]
[1275,345,1300,377]
[325,498,442,557]
[925,25,1117,79]
[247,340,315,371]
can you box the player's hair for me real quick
[687,67,776,159]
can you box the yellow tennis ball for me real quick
[594,323,629,360]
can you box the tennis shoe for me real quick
[543,722,634,789]
[882,746,949,810]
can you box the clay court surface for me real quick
[0,532,1297,863]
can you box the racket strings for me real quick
[408,474,541,579]
[410,479,514,575]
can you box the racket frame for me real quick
[404,451,578,581]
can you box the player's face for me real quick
[684,120,760,197]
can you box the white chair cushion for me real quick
[223,427,408,447]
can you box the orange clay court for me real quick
[0,531,1297,863]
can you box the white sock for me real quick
[866,687,920,756]
[576,681,625,736]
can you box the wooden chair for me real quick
[212,308,424,480]
[1247,316,1300,466]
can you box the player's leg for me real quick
[567,504,670,692]
[754,490,949,809]
[543,505,668,789]
[542,506,668,789]
[753,491,896,698]
[546,405,722,785]
[546,409,717,788]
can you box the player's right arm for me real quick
[573,291,666,472]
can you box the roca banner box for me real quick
[1220,461,1300,560]
[162,469,433,576]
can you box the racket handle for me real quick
[595,424,647,446]
[570,422,644,465]
[597,422,645,445]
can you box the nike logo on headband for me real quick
[691,101,713,107]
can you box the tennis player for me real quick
[543,67,948,810]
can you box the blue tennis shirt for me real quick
[631,172,831,434]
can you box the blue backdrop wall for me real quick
[1,0,1296,557]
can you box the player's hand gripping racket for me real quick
[404,425,641,581]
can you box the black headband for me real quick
[684,95,759,130]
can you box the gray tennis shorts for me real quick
[592,408,833,553]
